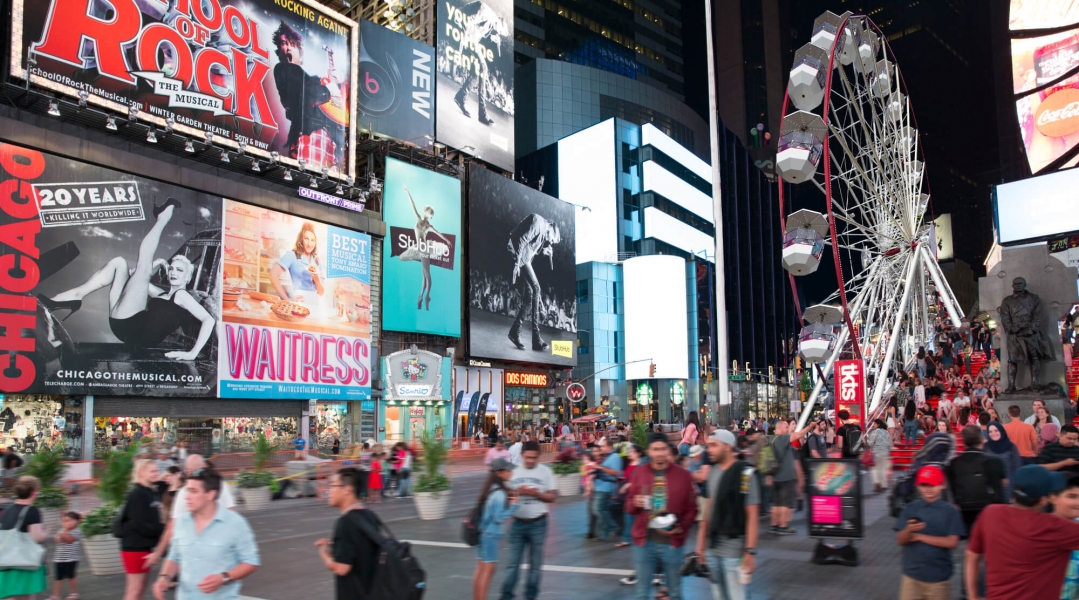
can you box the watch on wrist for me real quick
[744,548,757,555]
[221,572,232,584]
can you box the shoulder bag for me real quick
[0,505,46,570]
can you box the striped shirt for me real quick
[55,527,81,562]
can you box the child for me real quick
[51,511,82,600]
[894,465,965,598]
[1052,473,1079,599]
[368,452,383,504]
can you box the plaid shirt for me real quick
[291,128,337,171]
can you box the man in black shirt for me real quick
[836,410,862,458]
[1037,425,1079,476]
[316,468,379,599]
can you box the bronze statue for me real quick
[999,277,1054,393]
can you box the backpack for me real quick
[841,425,864,457]
[759,440,780,476]
[461,499,484,547]
[353,509,427,600]
[952,454,996,511]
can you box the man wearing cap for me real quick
[965,465,1079,600]
[893,465,964,600]
[696,429,759,600]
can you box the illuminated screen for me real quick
[642,123,712,182]
[642,161,714,223]
[558,119,618,264]
[623,255,689,380]
[995,167,1079,243]
[1010,1,1079,174]
[642,207,715,262]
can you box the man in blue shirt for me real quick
[592,438,623,541]
[294,434,307,460]
[153,468,259,599]
[894,465,965,600]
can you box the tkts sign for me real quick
[834,359,866,430]
[8,0,358,179]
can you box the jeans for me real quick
[917,365,926,379]
[679,443,691,456]
[904,420,920,444]
[622,512,634,544]
[706,553,747,600]
[592,491,616,539]
[397,469,411,496]
[633,541,684,600]
[500,517,548,600]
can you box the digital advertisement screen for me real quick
[382,157,462,337]
[358,20,435,143]
[9,0,358,179]
[994,167,1079,244]
[467,165,576,366]
[623,255,689,380]
[1009,1,1079,174]
[806,459,864,538]
[436,0,515,171]
[557,119,618,265]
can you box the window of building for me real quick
[578,330,590,355]
[577,279,589,303]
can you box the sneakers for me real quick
[653,574,665,587]
[773,526,796,535]
[619,575,637,586]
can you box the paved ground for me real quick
[55,470,972,599]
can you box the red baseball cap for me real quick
[915,465,945,487]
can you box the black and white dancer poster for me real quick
[436,0,515,171]
[467,166,576,367]
[0,143,221,396]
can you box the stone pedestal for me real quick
[997,391,1068,427]
[979,245,1078,395]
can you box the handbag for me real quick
[860,448,876,468]
[0,505,47,570]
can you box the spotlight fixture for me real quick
[128,105,138,121]
[346,175,355,186]
[283,169,293,182]
[165,117,175,133]
[205,131,214,144]
[335,182,344,195]
[77,90,88,108]
[298,158,307,172]
[321,167,329,178]
[309,176,319,189]
[47,99,61,117]
[270,151,280,164]
[238,141,246,155]
[221,151,230,163]
[251,161,261,173]
[106,116,118,131]
[184,139,195,153]
[146,128,158,143]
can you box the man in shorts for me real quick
[768,420,803,535]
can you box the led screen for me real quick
[642,161,714,223]
[995,167,1079,244]
[643,207,715,262]
[557,119,618,265]
[624,255,689,380]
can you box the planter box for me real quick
[555,474,580,497]
[241,486,271,511]
[413,490,451,520]
[84,535,124,576]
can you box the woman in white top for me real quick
[913,379,927,409]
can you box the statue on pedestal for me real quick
[1000,277,1054,393]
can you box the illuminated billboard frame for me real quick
[623,255,689,380]
[8,0,359,180]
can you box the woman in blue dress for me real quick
[271,221,325,301]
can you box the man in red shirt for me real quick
[965,464,1079,600]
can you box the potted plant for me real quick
[631,418,649,449]
[24,441,69,532]
[236,433,277,511]
[81,441,140,576]
[413,431,450,520]
[552,448,582,497]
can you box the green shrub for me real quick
[631,418,649,449]
[34,485,69,509]
[414,431,449,493]
[236,470,278,491]
[80,503,120,538]
[23,441,67,489]
[252,433,276,473]
[99,439,143,507]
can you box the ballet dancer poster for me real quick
[0,142,222,397]
[381,158,462,337]
[218,200,372,400]
[467,165,577,367]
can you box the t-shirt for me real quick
[332,509,379,600]
[648,467,670,544]
[0,504,40,533]
[55,527,82,562]
[706,463,761,558]
[171,481,236,519]
[968,504,1079,600]
[893,499,965,583]
[507,463,556,519]
[771,434,796,482]
[594,452,623,494]
[805,433,826,458]
[1063,518,1079,600]
[294,437,306,451]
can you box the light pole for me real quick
[704,0,729,421]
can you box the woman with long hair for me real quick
[985,421,1021,499]
[39,199,215,360]
[119,459,164,600]
[399,185,452,311]
[0,476,50,599]
[902,400,920,447]
[679,411,701,456]
[916,346,927,379]
[1034,406,1054,438]
[271,221,325,301]
[472,458,519,600]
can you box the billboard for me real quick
[9,0,358,178]
[932,213,954,261]
[358,20,435,142]
[436,0,515,171]
[0,143,221,396]
[835,359,866,429]
[468,166,576,366]
[623,255,689,380]
[218,201,371,399]
[994,167,1079,244]
[0,141,371,398]
[382,158,462,336]
[558,119,618,265]
[1009,1,1079,174]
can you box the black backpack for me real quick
[841,425,863,457]
[952,454,996,511]
[461,499,484,547]
[353,509,427,599]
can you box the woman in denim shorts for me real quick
[472,457,519,599]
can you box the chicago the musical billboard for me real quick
[9,0,359,178]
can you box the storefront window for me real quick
[94,416,298,456]
[314,402,351,455]
[0,395,81,458]
[385,407,402,442]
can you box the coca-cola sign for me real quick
[1036,88,1079,138]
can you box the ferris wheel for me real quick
[776,11,965,421]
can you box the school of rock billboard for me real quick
[467,165,576,367]
[8,0,359,179]
[358,19,435,143]
[436,0,515,171]
[0,142,371,399]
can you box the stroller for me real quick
[889,431,956,517]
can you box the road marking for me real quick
[402,541,635,576]
[403,540,472,548]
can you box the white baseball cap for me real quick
[709,429,737,447]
